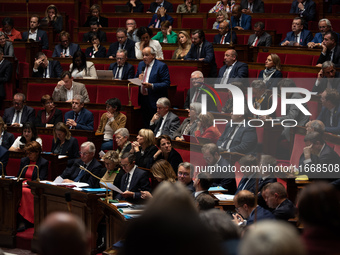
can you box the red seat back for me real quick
[290,134,305,167]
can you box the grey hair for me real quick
[260,154,277,167]
[309,120,325,134]
[117,49,128,57]
[191,70,203,78]
[15,93,26,101]
[144,46,156,56]
[156,97,171,107]
[81,141,95,153]
[319,18,331,27]
[114,127,130,138]
[190,102,202,115]
[178,162,194,177]
[0,31,5,38]
[322,61,335,69]
[73,95,85,104]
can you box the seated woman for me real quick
[83,4,108,27]
[141,159,176,199]
[85,31,106,58]
[176,0,198,13]
[51,122,79,166]
[172,31,191,59]
[0,17,22,42]
[41,5,63,34]
[152,20,177,44]
[195,112,221,143]
[96,98,127,150]
[114,128,131,158]
[126,0,144,13]
[0,116,14,149]
[221,81,245,113]
[148,7,173,29]
[135,26,163,59]
[258,54,283,90]
[212,10,228,29]
[0,31,14,56]
[153,135,183,174]
[209,0,235,13]
[69,50,98,79]
[130,128,158,169]
[173,102,201,141]
[34,94,63,128]
[9,122,42,152]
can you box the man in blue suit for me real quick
[147,0,174,13]
[218,49,249,85]
[313,61,340,93]
[316,31,340,68]
[308,19,338,48]
[230,5,252,30]
[22,15,49,50]
[32,52,63,78]
[290,0,316,29]
[109,49,134,80]
[135,46,170,126]
[106,28,136,59]
[52,31,81,58]
[213,20,237,45]
[281,17,313,46]
[64,95,94,130]
[184,29,217,77]
[317,88,340,134]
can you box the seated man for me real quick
[177,162,195,193]
[312,61,340,94]
[52,71,90,103]
[126,19,139,42]
[263,182,296,221]
[3,93,35,126]
[281,17,313,47]
[60,141,103,188]
[116,153,151,203]
[213,20,237,45]
[150,97,180,138]
[22,15,48,49]
[64,95,94,130]
[289,0,316,29]
[193,172,211,198]
[82,18,107,43]
[317,88,340,134]
[316,31,340,68]
[32,52,63,78]
[52,31,81,58]
[106,28,135,59]
[230,5,252,30]
[308,19,337,48]
[240,0,264,13]
[147,0,174,13]
[306,119,325,135]
[0,48,12,106]
[247,22,272,47]
[108,49,134,80]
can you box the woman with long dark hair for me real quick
[69,50,98,79]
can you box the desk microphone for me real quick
[17,164,40,182]
[0,161,4,178]
[65,192,72,212]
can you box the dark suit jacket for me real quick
[150,111,180,138]
[147,0,174,12]
[231,14,252,30]
[60,158,104,188]
[273,199,296,220]
[32,60,63,78]
[22,29,49,49]
[109,62,135,80]
[317,105,340,134]
[85,45,107,58]
[247,205,275,225]
[213,31,237,45]
[235,175,257,194]
[134,145,158,169]
[82,30,107,43]
[148,14,173,28]
[173,118,198,139]
[0,59,12,98]
[18,156,49,180]
[154,148,183,174]
[281,29,313,46]
[184,85,218,112]
[0,145,9,175]
[217,122,258,155]
[290,0,316,25]
[51,136,80,161]
[312,72,340,94]
[247,32,272,47]
[211,156,237,194]
[218,61,249,84]
[184,40,217,77]
[52,43,81,58]
[317,45,340,68]
[83,16,108,27]
[3,105,35,125]
[64,108,94,131]
[1,131,15,150]
[126,0,144,12]
[240,0,264,13]
[34,108,63,127]
[106,39,136,59]
[258,70,283,89]
[42,16,63,34]
[116,167,151,203]
[0,41,14,56]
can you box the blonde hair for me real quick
[102,150,120,163]
[45,5,61,22]
[151,160,176,183]
[269,54,282,71]
[138,129,156,148]
[174,31,191,59]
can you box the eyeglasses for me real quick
[178,171,189,177]
[80,152,90,155]
[121,163,130,168]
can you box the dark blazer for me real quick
[42,16,63,33]
[32,60,63,78]
[1,131,15,150]
[0,59,12,98]
[173,118,198,139]
[186,180,195,193]
[60,158,104,188]
[83,16,108,27]
[51,136,80,161]
[22,29,49,49]
[3,105,35,125]
[273,199,296,220]
[317,105,340,134]
[85,45,107,58]
[216,122,258,155]
[235,176,257,194]
[82,30,107,43]
[218,61,249,84]
[247,205,275,225]
[147,0,174,12]
[154,148,183,174]
[290,0,316,26]
[126,0,144,12]
[247,32,272,47]
[34,108,63,127]
[116,167,151,203]
[18,156,49,181]
[52,43,81,58]
[0,41,14,56]
[106,39,136,59]
[184,85,218,112]
[213,31,237,45]
[231,14,252,30]
[184,40,217,77]
[211,156,237,194]
[281,29,313,46]
[0,145,9,175]
[317,45,340,68]
[148,14,173,28]
[150,111,181,138]
[134,145,158,169]
[312,71,340,94]
[258,70,283,89]
[64,108,94,131]
[240,0,264,13]
[109,62,135,80]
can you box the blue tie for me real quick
[74,164,87,182]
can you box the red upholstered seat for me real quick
[163,50,173,60]
[248,69,259,78]
[271,3,291,13]
[256,52,286,64]
[181,18,203,29]
[217,90,229,112]
[42,50,53,58]
[94,64,106,70]
[106,32,116,42]
[39,134,53,152]
[73,136,88,150]
[96,85,139,106]
[333,145,340,156]
[236,35,245,45]
[199,3,215,12]
[264,3,272,13]
[108,18,120,27]
[19,62,29,78]
[265,19,292,41]
[205,33,215,43]
[256,127,264,144]
[307,100,319,121]
[61,63,69,71]
[6,158,21,176]
[312,55,319,66]
[285,54,314,66]
[27,83,55,101]
[85,85,97,103]
[14,48,26,63]
[214,50,225,69]
[207,18,216,29]
[279,133,305,167]
[5,82,14,100]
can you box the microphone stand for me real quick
[127,82,132,106]
[26,0,30,43]
[229,20,233,47]
[0,162,4,178]
[17,164,40,182]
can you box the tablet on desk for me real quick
[97,70,114,80]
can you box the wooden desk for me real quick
[13,41,41,71]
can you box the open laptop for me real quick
[115,5,130,13]
[97,70,114,80]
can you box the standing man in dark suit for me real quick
[32,52,63,78]
[281,17,313,46]
[106,28,136,59]
[150,97,180,138]
[116,153,151,203]
[290,0,316,29]
[230,5,252,30]
[218,49,249,85]
[82,19,107,43]
[213,20,237,45]
[313,61,340,94]
[0,48,12,107]
[316,31,340,68]
[185,30,217,77]
[60,141,104,188]
[52,31,81,58]
[22,14,49,50]
[147,0,174,13]
[247,22,272,47]
[135,46,170,126]
[240,0,265,13]
[3,93,35,127]
[317,88,340,134]
[109,49,134,80]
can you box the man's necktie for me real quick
[196,47,200,59]
[236,177,249,193]
[64,48,67,54]
[295,35,298,42]
[254,37,259,46]
[221,125,236,149]
[14,110,20,124]
[44,68,47,78]
[155,117,164,137]
[115,66,122,79]
[74,164,87,182]
[220,35,225,44]
[124,173,130,191]
[74,113,79,122]
[142,65,149,95]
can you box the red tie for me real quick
[254,37,259,46]
[220,35,225,44]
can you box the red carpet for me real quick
[16,227,34,250]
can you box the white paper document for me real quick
[128,78,142,86]
[214,194,235,201]
[100,181,123,194]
